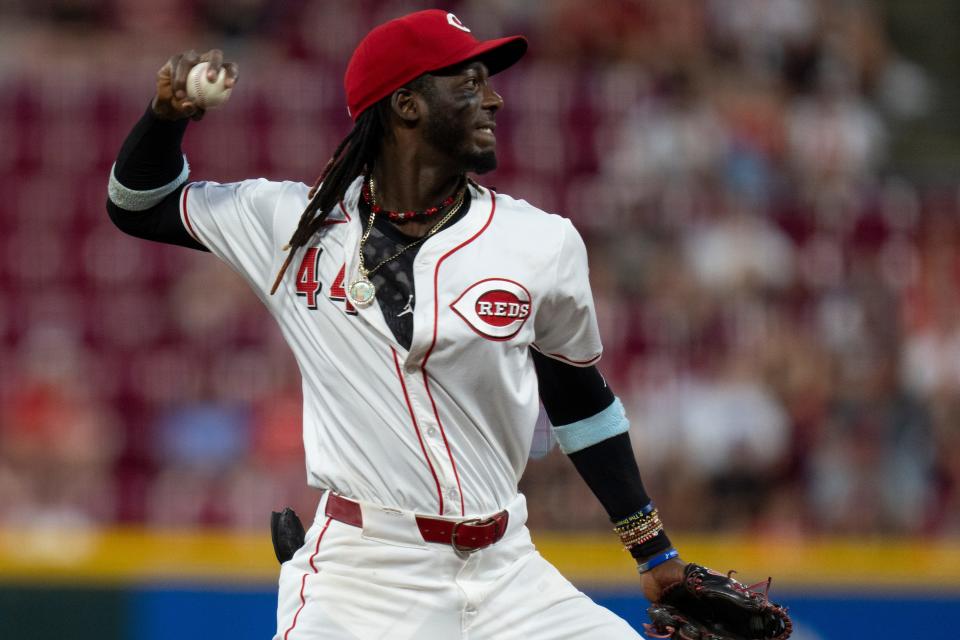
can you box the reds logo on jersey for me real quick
[451,278,531,341]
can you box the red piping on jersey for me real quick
[180,184,202,245]
[422,369,465,516]
[420,188,498,516]
[393,347,444,515]
[283,515,332,640]
[531,343,602,367]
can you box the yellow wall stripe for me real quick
[1,528,959,590]
[538,534,960,591]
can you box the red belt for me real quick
[325,493,509,554]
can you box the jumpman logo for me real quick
[397,294,414,317]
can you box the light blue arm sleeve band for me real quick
[107,155,190,211]
[551,396,630,455]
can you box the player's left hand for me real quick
[639,556,687,602]
[643,562,793,639]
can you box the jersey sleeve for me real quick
[533,219,603,367]
[179,178,288,300]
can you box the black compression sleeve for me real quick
[567,432,652,520]
[569,433,672,560]
[107,105,205,250]
[531,349,614,425]
[106,189,202,249]
[531,350,672,560]
[115,104,190,188]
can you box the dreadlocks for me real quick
[270,76,438,295]
[269,104,385,294]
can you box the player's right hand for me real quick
[152,49,239,121]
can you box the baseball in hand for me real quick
[186,61,233,109]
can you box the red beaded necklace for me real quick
[362,175,465,222]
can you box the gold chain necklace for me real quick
[348,180,466,308]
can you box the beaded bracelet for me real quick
[636,548,679,574]
[614,502,656,526]
[613,504,664,551]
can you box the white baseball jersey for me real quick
[178,176,602,518]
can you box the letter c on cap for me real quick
[447,13,471,32]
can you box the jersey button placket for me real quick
[408,391,460,516]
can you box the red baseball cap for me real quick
[344,9,527,121]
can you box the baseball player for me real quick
[107,9,790,640]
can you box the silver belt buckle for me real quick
[450,518,484,558]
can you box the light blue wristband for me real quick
[552,396,630,454]
[636,548,679,574]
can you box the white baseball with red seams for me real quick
[185,61,232,109]
[177,176,644,639]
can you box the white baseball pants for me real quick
[274,491,644,639]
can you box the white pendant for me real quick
[348,277,376,307]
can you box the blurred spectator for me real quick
[0,330,120,525]
[604,70,729,199]
[146,403,249,526]
[785,72,887,194]
[683,204,796,291]
[0,0,955,538]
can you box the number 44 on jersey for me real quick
[295,247,357,315]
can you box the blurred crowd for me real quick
[1,0,958,538]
